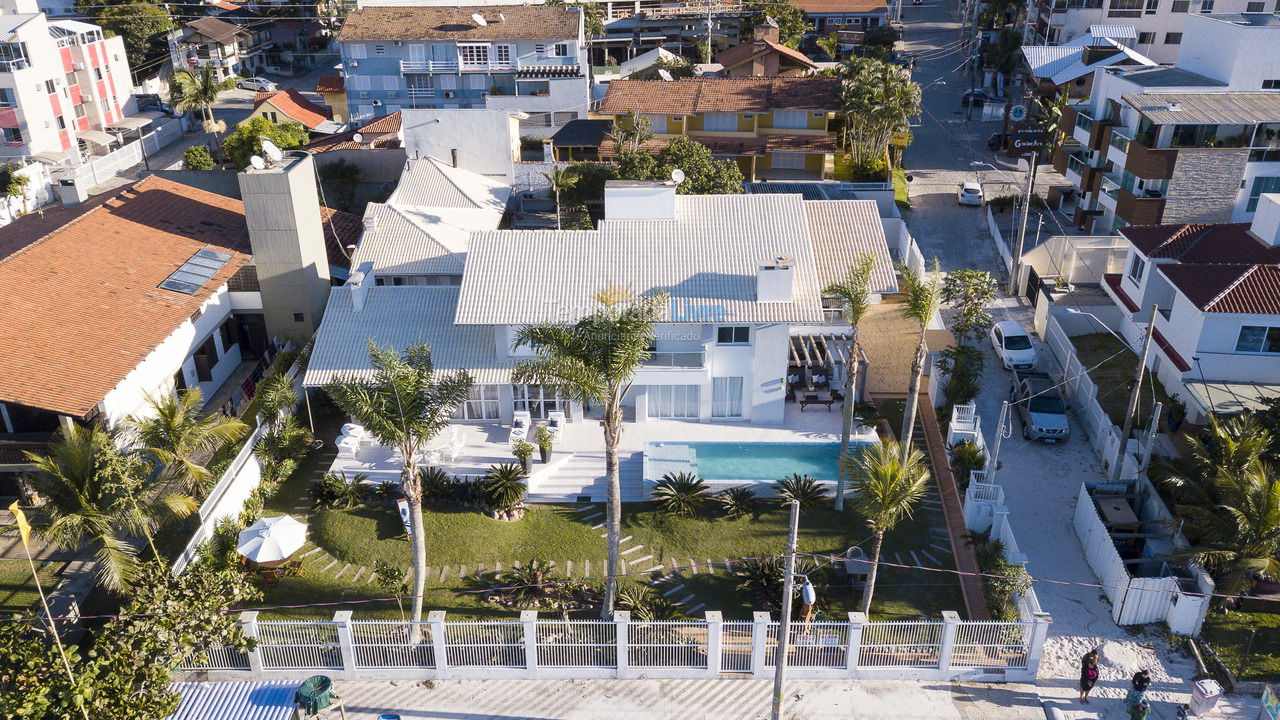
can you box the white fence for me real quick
[54,117,184,189]
[987,205,1014,275]
[171,422,268,575]
[181,608,1050,682]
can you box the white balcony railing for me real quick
[640,351,705,369]
[407,88,436,98]
[0,57,30,72]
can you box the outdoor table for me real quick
[1097,498,1139,530]
[799,392,835,412]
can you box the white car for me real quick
[957,181,984,206]
[990,320,1038,370]
[237,77,277,92]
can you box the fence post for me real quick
[428,610,448,678]
[845,612,866,676]
[750,611,771,679]
[614,610,630,679]
[704,611,722,678]
[938,611,960,676]
[333,611,356,680]
[1025,612,1053,678]
[240,611,263,673]
[521,610,539,677]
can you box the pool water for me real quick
[678,442,863,483]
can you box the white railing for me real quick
[181,608,1049,682]
[406,88,436,98]
[946,402,984,449]
[1043,315,1129,476]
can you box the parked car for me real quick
[961,89,998,107]
[990,319,1037,370]
[237,77,277,92]
[135,94,177,116]
[1010,370,1070,442]
[957,181,984,206]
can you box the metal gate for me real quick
[720,621,754,673]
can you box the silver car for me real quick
[1010,371,1070,442]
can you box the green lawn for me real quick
[0,558,61,615]
[1068,333,1173,429]
[1201,608,1280,682]
[893,166,910,208]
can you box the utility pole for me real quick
[1110,305,1157,485]
[1007,150,1038,295]
[705,0,713,65]
[770,500,801,720]
[987,400,1009,485]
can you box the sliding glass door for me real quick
[711,377,744,418]
[647,385,699,419]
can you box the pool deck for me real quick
[327,403,864,502]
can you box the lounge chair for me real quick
[546,411,566,441]
[510,411,531,446]
[335,435,361,458]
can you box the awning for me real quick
[789,332,852,368]
[1183,379,1280,417]
[105,116,152,131]
[31,150,72,165]
[76,129,117,146]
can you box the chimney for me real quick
[1250,193,1280,248]
[603,179,677,220]
[756,256,795,303]
[237,152,332,345]
[450,148,459,168]
[754,16,781,43]
[348,261,375,312]
[1081,45,1121,65]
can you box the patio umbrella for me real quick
[237,515,308,565]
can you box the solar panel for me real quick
[159,247,233,295]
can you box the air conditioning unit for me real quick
[72,61,84,70]
[348,59,359,68]
[443,90,455,99]
[393,40,403,46]
[371,99,383,106]
[358,91,370,99]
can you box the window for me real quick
[772,109,808,129]
[1198,0,1213,10]
[495,44,512,65]
[1164,32,1182,43]
[1127,252,1146,282]
[643,113,667,133]
[219,319,237,351]
[1247,176,1280,211]
[93,67,102,80]
[348,75,370,91]
[648,385,699,418]
[454,385,500,419]
[1107,0,1143,16]
[459,44,489,65]
[1248,0,1266,9]
[1171,0,1189,10]
[44,79,56,94]
[349,43,367,59]
[193,336,219,382]
[717,326,750,345]
[512,384,564,419]
[1138,31,1156,43]
[1264,79,1280,89]
[467,74,486,90]
[55,115,65,130]
[438,74,457,90]
[1144,0,1158,12]
[293,312,305,322]
[100,98,110,115]
[703,112,738,131]
[1235,326,1280,354]
[2,127,23,143]
[553,43,570,57]
[711,377,744,418]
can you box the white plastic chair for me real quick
[510,411,531,446]
[546,411,566,441]
[335,435,361,458]
[340,423,365,438]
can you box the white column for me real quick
[1025,612,1053,678]
[614,610,630,679]
[240,611,263,673]
[845,611,866,675]
[938,610,961,676]
[750,611,771,679]
[521,610,539,676]
[333,611,356,679]
[704,611,723,678]
[428,610,449,677]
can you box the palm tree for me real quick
[817,31,840,61]
[839,57,921,175]
[513,289,665,617]
[1179,465,1280,596]
[542,167,578,230]
[897,262,942,456]
[1158,415,1272,499]
[1037,91,1070,157]
[325,342,472,630]
[25,425,197,592]
[171,66,237,151]
[842,439,930,613]
[125,389,248,498]
[824,253,877,510]
[256,372,298,427]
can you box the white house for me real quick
[1100,192,1280,420]
[1044,0,1272,63]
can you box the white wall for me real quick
[401,109,520,180]
[1177,14,1280,89]
[485,77,589,139]
[1231,161,1280,221]
[1182,306,1280,384]
[1052,0,1260,65]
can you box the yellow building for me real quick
[316,76,349,124]
[595,77,840,181]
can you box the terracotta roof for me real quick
[596,132,833,158]
[339,5,581,42]
[599,77,840,115]
[1152,326,1191,372]
[0,177,253,418]
[358,110,401,135]
[184,16,246,43]
[316,75,344,94]
[792,0,889,13]
[1119,222,1280,263]
[253,88,331,130]
[305,132,403,153]
[319,207,364,269]
[1103,273,1139,312]
[1159,263,1280,315]
[765,133,837,153]
[714,38,819,72]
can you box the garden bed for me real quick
[1201,608,1280,683]
[1068,333,1174,429]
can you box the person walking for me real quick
[1078,648,1100,704]
[1132,669,1152,693]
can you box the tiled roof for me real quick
[0,177,252,418]
[319,207,364,269]
[714,38,819,72]
[305,132,402,153]
[316,75,344,94]
[598,133,833,157]
[184,16,245,43]
[386,157,510,211]
[792,0,888,13]
[804,200,898,294]
[1159,263,1280,315]
[1104,273,1140,312]
[551,118,612,148]
[358,110,401,135]
[253,88,331,130]
[1123,92,1280,125]
[599,77,839,114]
[339,5,581,42]
[1119,223,1280,263]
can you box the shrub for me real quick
[420,466,453,502]
[370,480,401,503]
[973,537,1032,622]
[948,440,987,489]
[496,559,558,607]
[734,557,827,613]
[480,463,527,515]
[939,345,984,409]
[616,583,686,621]
[182,145,216,170]
[653,471,712,517]
[511,440,535,463]
[717,486,758,519]
[312,471,367,509]
[773,473,828,511]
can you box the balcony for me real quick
[1116,187,1166,225]
[1122,138,1178,179]
[1106,129,1130,166]
[1099,175,1121,211]
[1065,153,1085,185]
[0,57,30,72]
[1072,110,1094,146]
[401,59,519,73]
[407,88,436,98]
[640,351,705,369]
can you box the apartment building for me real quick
[596,76,841,181]
[336,4,588,132]
[167,14,275,82]
[0,0,134,161]
[1040,0,1272,62]
[1020,28,1156,100]
[1053,14,1280,233]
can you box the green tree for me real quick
[608,112,653,154]
[2,163,30,215]
[325,343,472,630]
[940,268,997,345]
[839,56,920,177]
[97,2,173,69]
[318,157,363,212]
[583,1,605,64]
[170,66,237,135]
[542,166,578,230]
[897,263,943,455]
[561,203,594,230]
[1037,91,1070,156]
[560,161,619,207]
[514,290,666,617]
[937,345,984,409]
[824,253,877,511]
[125,389,248,497]
[742,0,810,48]
[653,135,744,194]
[615,148,657,181]
[221,116,310,169]
[817,31,841,61]
[986,28,1023,81]
[24,426,197,593]
[842,439,930,613]
[181,145,216,170]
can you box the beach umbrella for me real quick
[237,515,308,564]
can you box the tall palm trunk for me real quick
[401,443,427,641]
[861,530,884,614]
[899,327,928,458]
[601,398,623,618]
[554,187,562,230]
[835,330,861,511]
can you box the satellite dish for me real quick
[471,12,487,25]
[658,68,673,81]
[249,155,266,170]
[260,138,283,163]
[670,168,685,185]
[352,132,364,143]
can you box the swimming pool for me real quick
[644,441,875,486]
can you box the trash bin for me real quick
[295,675,335,717]
[1190,679,1222,716]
